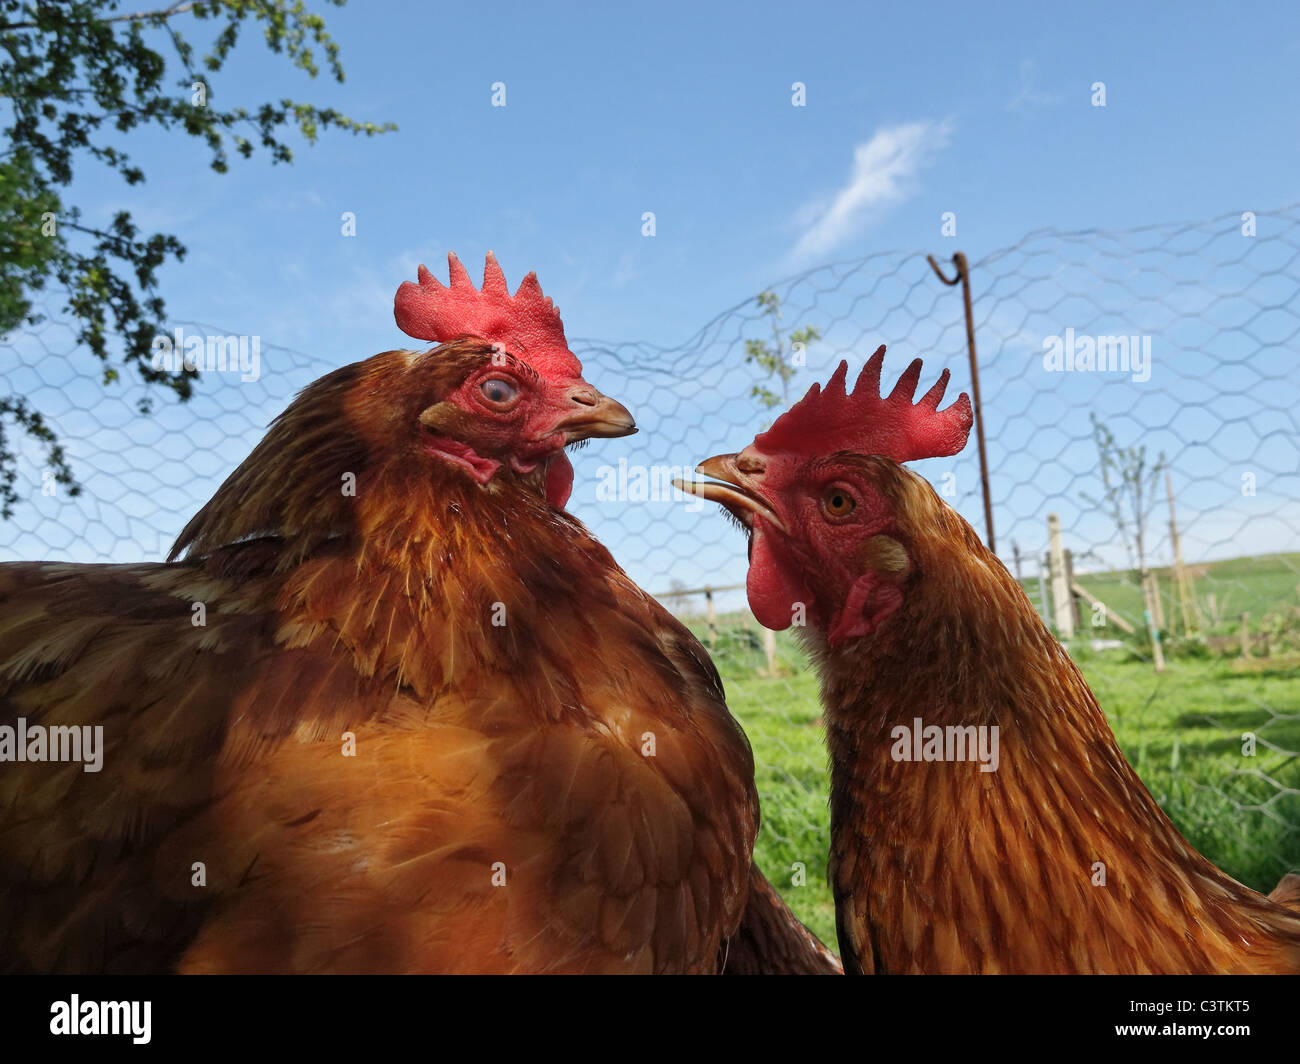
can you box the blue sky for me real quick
[6,0,1300,606]
[112,0,1300,344]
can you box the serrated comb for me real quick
[394,251,582,378]
[753,345,972,462]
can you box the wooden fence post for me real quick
[1047,514,1074,638]
[1064,548,1082,629]
[1167,471,1201,634]
[1141,568,1167,673]
[1149,569,1166,631]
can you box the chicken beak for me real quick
[553,388,637,442]
[673,453,787,533]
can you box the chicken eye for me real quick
[479,378,518,405]
[822,486,856,520]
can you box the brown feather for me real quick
[721,864,842,974]
[810,458,1300,974]
[1,342,766,973]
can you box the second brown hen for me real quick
[686,347,1300,974]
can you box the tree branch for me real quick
[0,2,195,32]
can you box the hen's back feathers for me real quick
[0,552,276,971]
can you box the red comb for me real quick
[394,251,582,378]
[753,345,972,462]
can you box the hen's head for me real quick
[390,251,635,507]
[170,253,633,563]
[679,347,972,647]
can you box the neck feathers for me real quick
[818,492,1300,973]
[170,359,383,567]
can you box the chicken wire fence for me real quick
[2,204,1299,911]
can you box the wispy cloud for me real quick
[791,120,952,260]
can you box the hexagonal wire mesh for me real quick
[2,204,1297,924]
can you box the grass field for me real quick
[684,561,1300,950]
[1052,551,1300,641]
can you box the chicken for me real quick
[1270,873,1300,913]
[681,346,1300,974]
[0,252,792,974]
[723,863,842,974]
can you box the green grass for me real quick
[1092,656,1300,889]
[1040,550,1300,637]
[700,622,1300,952]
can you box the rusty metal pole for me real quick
[927,251,995,554]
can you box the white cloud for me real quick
[791,120,952,260]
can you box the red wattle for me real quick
[746,526,809,632]
[546,453,574,509]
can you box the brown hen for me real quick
[0,254,822,973]
[684,347,1300,974]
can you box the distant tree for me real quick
[1080,413,1168,670]
[663,577,691,616]
[744,290,820,414]
[0,0,395,518]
